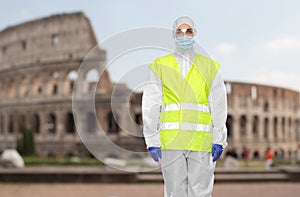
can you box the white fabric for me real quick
[172,16,197,38]
[160,150,215,197]
[158,122,213,132]
[142,68,163,148]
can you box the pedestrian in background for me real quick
[265,147,274,169]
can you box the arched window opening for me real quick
[274,117,278,140]
[226,115,233,138]
[251,86,257,100]
[263,101,269,112]
[252,115,259,137]
[67,70,78,93]
[282,117,285,141]
[240,115,247,137]
[8,115,13,134]
[21,40,27,50]
[134,113,142,125]
[288,118,292,140]
[52,34,59,46]
[33,114,40,134]
[51,72,59,95]
[47,113,56,134]
[85,69,99,92]
[264,118,269,140]
[66,112,75,134]
[253,150,260,159]
[108,111,120,134]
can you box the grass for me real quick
[23,156,103,166]
[216,159,299,169]
[23,156,300,168]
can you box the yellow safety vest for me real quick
[148,53,220,152]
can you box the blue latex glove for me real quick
[148,147,162,162]
[212,144,223,162]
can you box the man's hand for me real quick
[148,147,162,162]
[212,144,223,162]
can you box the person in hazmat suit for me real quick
[142,16,228,197]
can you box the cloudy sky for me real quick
[1,0,300,92]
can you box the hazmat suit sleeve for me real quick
[142,66,162,149]
[208,70,228,149]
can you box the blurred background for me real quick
[0,0,300,196]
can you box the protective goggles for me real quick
[175,28,195,37]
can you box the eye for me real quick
[176,29,182,33]
[186,28,194,34]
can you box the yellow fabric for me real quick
[148,53,220,151]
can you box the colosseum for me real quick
[0,12,299,160]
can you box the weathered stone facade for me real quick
[225,81,300,159]
[0,12,145,158]
[0,12,299,160]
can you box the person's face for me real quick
[175,23,195,38]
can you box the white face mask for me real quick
[175,36,195,52]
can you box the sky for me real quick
[1,0,300,92]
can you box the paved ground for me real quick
[0,182,299,197]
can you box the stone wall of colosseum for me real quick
[225,81,300,159]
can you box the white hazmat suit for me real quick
[142,16,228,197]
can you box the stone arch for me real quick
[52,33,59,46]
[240,115,247,137]
[252,115,259,138]
[107,111,120,134]
[264,118,269,140]
[66,112,75,134]
[47,113,56,134]
[19,75,27,97]
[32,74,43,96]
[263,101,269,112]
[274,117,278,140]
[8,115,13,134]
[288,117,292,140]
[32,114,40,134]
[282,117,286,141]
[226,115,233,138]
[8,78,15,98]
[253,150,260,159]
[134,113,142,125]
[85,68,99,92]
[66,70,78,94]
[50,72,59,95]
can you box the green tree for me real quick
[17,125,36,156]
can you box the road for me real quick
[0,182,299,197]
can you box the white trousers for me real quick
[159,150,216,197]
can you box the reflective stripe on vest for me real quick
[160,102,210,113]
[148,53,220,152]
[158,122,213,132]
